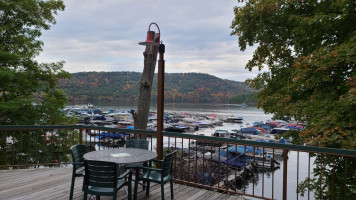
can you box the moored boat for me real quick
[225,116,243,123]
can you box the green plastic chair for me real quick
[83,160,132,200]
[134,151,176,200]
[125,139,150,190]
[125,139,149,149]
[125,139,150,169]
[69,144,87,200]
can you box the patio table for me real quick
[83,148,157,165]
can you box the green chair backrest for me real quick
[125,139,149,150]
[70,144,87,169]
[162,151,176,177]
[84,160,117,189]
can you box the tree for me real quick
[0,0,71,125]
[231,0,355,149]
[131,32,159,134]
[231,0,355,199]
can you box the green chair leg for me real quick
[69,175,75,200]
[128,182,132,200]
[146,181,150,196]
[134,177,139,200]
[161,183,165,200]
[142,179,146,191]
[170,179,174,199]
[83,191,87,200]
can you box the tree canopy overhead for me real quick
[231,0,356,149]
[0,0,71,125]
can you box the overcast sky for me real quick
[37,0,259,82]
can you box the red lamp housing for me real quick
[139,22,160,47]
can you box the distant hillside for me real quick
[57,72,254,103]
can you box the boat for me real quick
[106,112,133,121]
[212,130,231,138]
[269,127,290,134]
[234,128,259,135]
[117,121,134,128]
[89,115,115,126]
[196,120,214,128]
[225,116,243,123]
[164,125,188,133]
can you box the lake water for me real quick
[72,102,315,199]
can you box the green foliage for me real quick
[231,0,355,149]
[228,92,257,104]
[0,0,71,125]
[57,72,255,103]
[0,129,80,168]
[297,156,356,200]
[231,0,356,198]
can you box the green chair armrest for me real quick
[72,162,83,165]
[152,159,163,163]
[118,169,132,179]
[139,166,163,173]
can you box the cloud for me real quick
[37,0,257,82]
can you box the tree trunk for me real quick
[132,31,159,138]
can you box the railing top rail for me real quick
[162,131,356,157]
[1,125,355,157]
[0,125,156,135]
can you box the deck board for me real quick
[0,167,247,200]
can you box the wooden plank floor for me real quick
[0,167,247,200]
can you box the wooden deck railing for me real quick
[1,125,355,200]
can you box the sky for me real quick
[37,0,260,82]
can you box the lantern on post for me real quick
[139,23,160,47]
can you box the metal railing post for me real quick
[283,149,288,200]
[79,129,83,145]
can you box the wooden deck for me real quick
[0,167,247,200]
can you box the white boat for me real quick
[106,112,133,121]
[196,120,214,128]
[225,116,243,123]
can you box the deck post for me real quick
[283,149,288,200]
[157,42,165,162]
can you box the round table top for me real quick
[83,148,157,164]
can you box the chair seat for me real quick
[140,171,172,183]
[86,180,127,195]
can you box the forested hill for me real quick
[57,72,254,103]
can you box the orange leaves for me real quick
[331,50,338,58]
[346,77,356,87]
[123,83,134,91]
[294,62,300,69]
[281,95,292,103]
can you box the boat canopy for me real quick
[227,146,245,155]
[239,128,259,135]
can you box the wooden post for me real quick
[132,32,159,138]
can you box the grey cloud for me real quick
[37,0,256,81]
